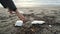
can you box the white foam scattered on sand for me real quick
[31,20,45,24]
[15,20,23,26]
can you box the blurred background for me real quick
[0,0,60,34]
[0,0,60,7]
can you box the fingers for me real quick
[8,10,12,14]
[18,15,26,21]
[8,10,27,23]
[15,11,26,22]
[8,11,16,14]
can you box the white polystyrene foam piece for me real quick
[31,20,45,24]
[15,20,23,26]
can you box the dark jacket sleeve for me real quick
[0,0,7,8]
[0,0,17,11]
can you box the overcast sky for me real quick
[0,0,60,7]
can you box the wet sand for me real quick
[0,7,60,34]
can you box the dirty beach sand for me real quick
[0,7,60,34]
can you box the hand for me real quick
[15,11,27,23]
[8,10,16,14]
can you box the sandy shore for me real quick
[0,7,60,34]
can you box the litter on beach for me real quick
[15,20,23,26]
[15,20,45,26]
[31,20,45,24]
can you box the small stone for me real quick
[49,25,52,27]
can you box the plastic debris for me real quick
[31,20,45,24]
[15,20,23,26]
